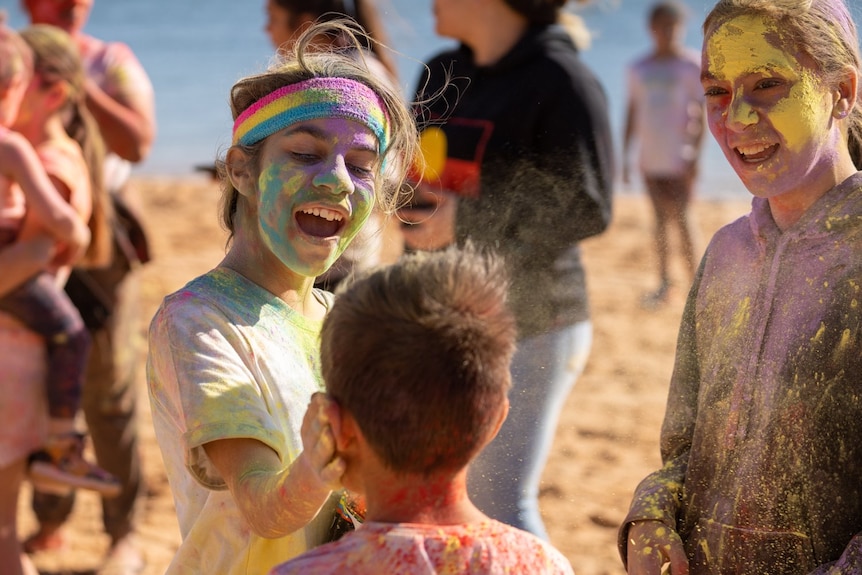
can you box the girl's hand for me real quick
[626,520,689,575]
[299,392,345,491]
[204,406,343,540]
[807,535,862,574]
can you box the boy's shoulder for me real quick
[271,520,573,575]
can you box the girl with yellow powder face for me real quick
[146,20,417,575]
[618,0,862,574]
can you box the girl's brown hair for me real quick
[21,24,112,266]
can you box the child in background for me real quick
[620,0,862,573]
[271,244,574,575]
[0,20,118,497]
[622,0,704,308]
[146,20,418,574]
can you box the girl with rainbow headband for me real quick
[146,20,417,575]
[263,0,401,294]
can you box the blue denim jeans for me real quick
[467,320,593,539]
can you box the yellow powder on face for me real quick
[705,15,832,155]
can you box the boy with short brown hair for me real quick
[272,244,574,575]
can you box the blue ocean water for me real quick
[8,0,858,199]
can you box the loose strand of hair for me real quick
[67,101,113,267]
[349,0,399,79]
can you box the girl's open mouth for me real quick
[296,207,345,238]
[736,143,778,163]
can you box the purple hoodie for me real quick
[621,172,862,574]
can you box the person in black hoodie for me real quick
[400,0,613,541]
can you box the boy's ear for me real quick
[324,397,360,454]
[833,66,858,120]
[480,396,510,450]
[225,147,256,198]
[322,396,343,448]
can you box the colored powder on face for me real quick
[707,16,834,157]
[257,165,305,268]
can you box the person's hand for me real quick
[299,392,345,491]
[398,184,457,251]
[807,534,862,574]
[50,221,90,268]
[626,520,689,575]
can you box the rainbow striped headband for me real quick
[232,77,390,153]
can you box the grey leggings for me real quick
[0,272,90,420]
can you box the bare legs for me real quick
[643,176,698,308]
[0,458,39,575]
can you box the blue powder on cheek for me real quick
[257,168,304,266]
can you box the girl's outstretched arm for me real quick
[0,130,89,264]
[203,393,346,539]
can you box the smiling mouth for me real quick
[296,207,345,238]
[736,143,779,163]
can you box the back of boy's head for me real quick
[321,243,517,476]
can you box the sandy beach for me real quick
[18,175,752,575]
